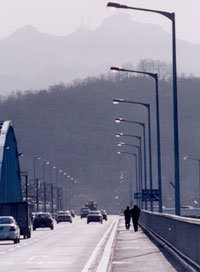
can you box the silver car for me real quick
[0,216,20,244]
[87,211,103,224]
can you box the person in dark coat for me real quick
[123,206,131,230]
[130,205,140,232]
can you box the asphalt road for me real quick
[0,215,117,272]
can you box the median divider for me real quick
[82,218,119,272]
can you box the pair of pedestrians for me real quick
[124,205,140,231]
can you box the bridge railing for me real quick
[140,210,200,269]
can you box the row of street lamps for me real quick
[107,2,180,214]
[22,156,77,213]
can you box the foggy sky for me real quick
[0,0,199,44]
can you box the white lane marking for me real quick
[8,248,14,251]
[96,220,118,272]
[82,219,118,272]
[0,251,5,254]
[25,256,37,263]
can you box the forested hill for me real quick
[0,74,199,212]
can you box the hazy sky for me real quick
[0,0,199,44]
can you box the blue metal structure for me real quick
[0,121,22,203]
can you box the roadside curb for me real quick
[96,218,119,272]
[82,218,119,272]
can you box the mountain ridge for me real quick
[0,14,199,94]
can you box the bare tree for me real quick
[137,58,172,80]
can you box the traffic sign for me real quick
[142,189,159,201]
[134,192,141,199]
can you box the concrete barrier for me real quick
[140,210,200,268]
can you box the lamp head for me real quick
[110,66,122,72]
[183,156,189,160]
[107,2,127,9]
[115,118,122,123]
[118,142,124,145]
[113,98,124,105]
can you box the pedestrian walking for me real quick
[130,205,140,232]
[123,206,131,230]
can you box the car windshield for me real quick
[36,214,51,219]
[89,212,100,215]
[0,218,14,224]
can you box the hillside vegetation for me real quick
[0,73,199,212]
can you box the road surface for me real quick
[0,215,117,272]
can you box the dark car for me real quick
[33,212,54,230]
[87,211,103,224]
[56,211,72,223]
[100,210,108,221]
[80,207,90,219]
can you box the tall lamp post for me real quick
[63,172,68,210]
[67,175,71,209]
[184,156,200,204]
[36,178,39,212]
[114,99,154,210]
[58,170,62,210]
[116,118,147,205]
[117,151,139,207]
[33,156,41,183]
[42,161,49,212]
[118,141,146,209]
[116,133,143,208]
[111,66,162,212]
[107,2,180,215]
[47,163,54,213]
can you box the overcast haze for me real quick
[0,0,200,44]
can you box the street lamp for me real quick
[117,151,139,207]
[58,170,63,210]
[117,142,144,208]
[117,141,147,208]
[116,118,147,198]
[183,156,200,203]
[46,162,54,213]
[42,161,50,212]
[107,2,180,216]
[116,133,143,207]
[52,166,57,211]
[112,66,162,212]
[63,172,67,210]
[33,157,41,183]
[114,99,154,210]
